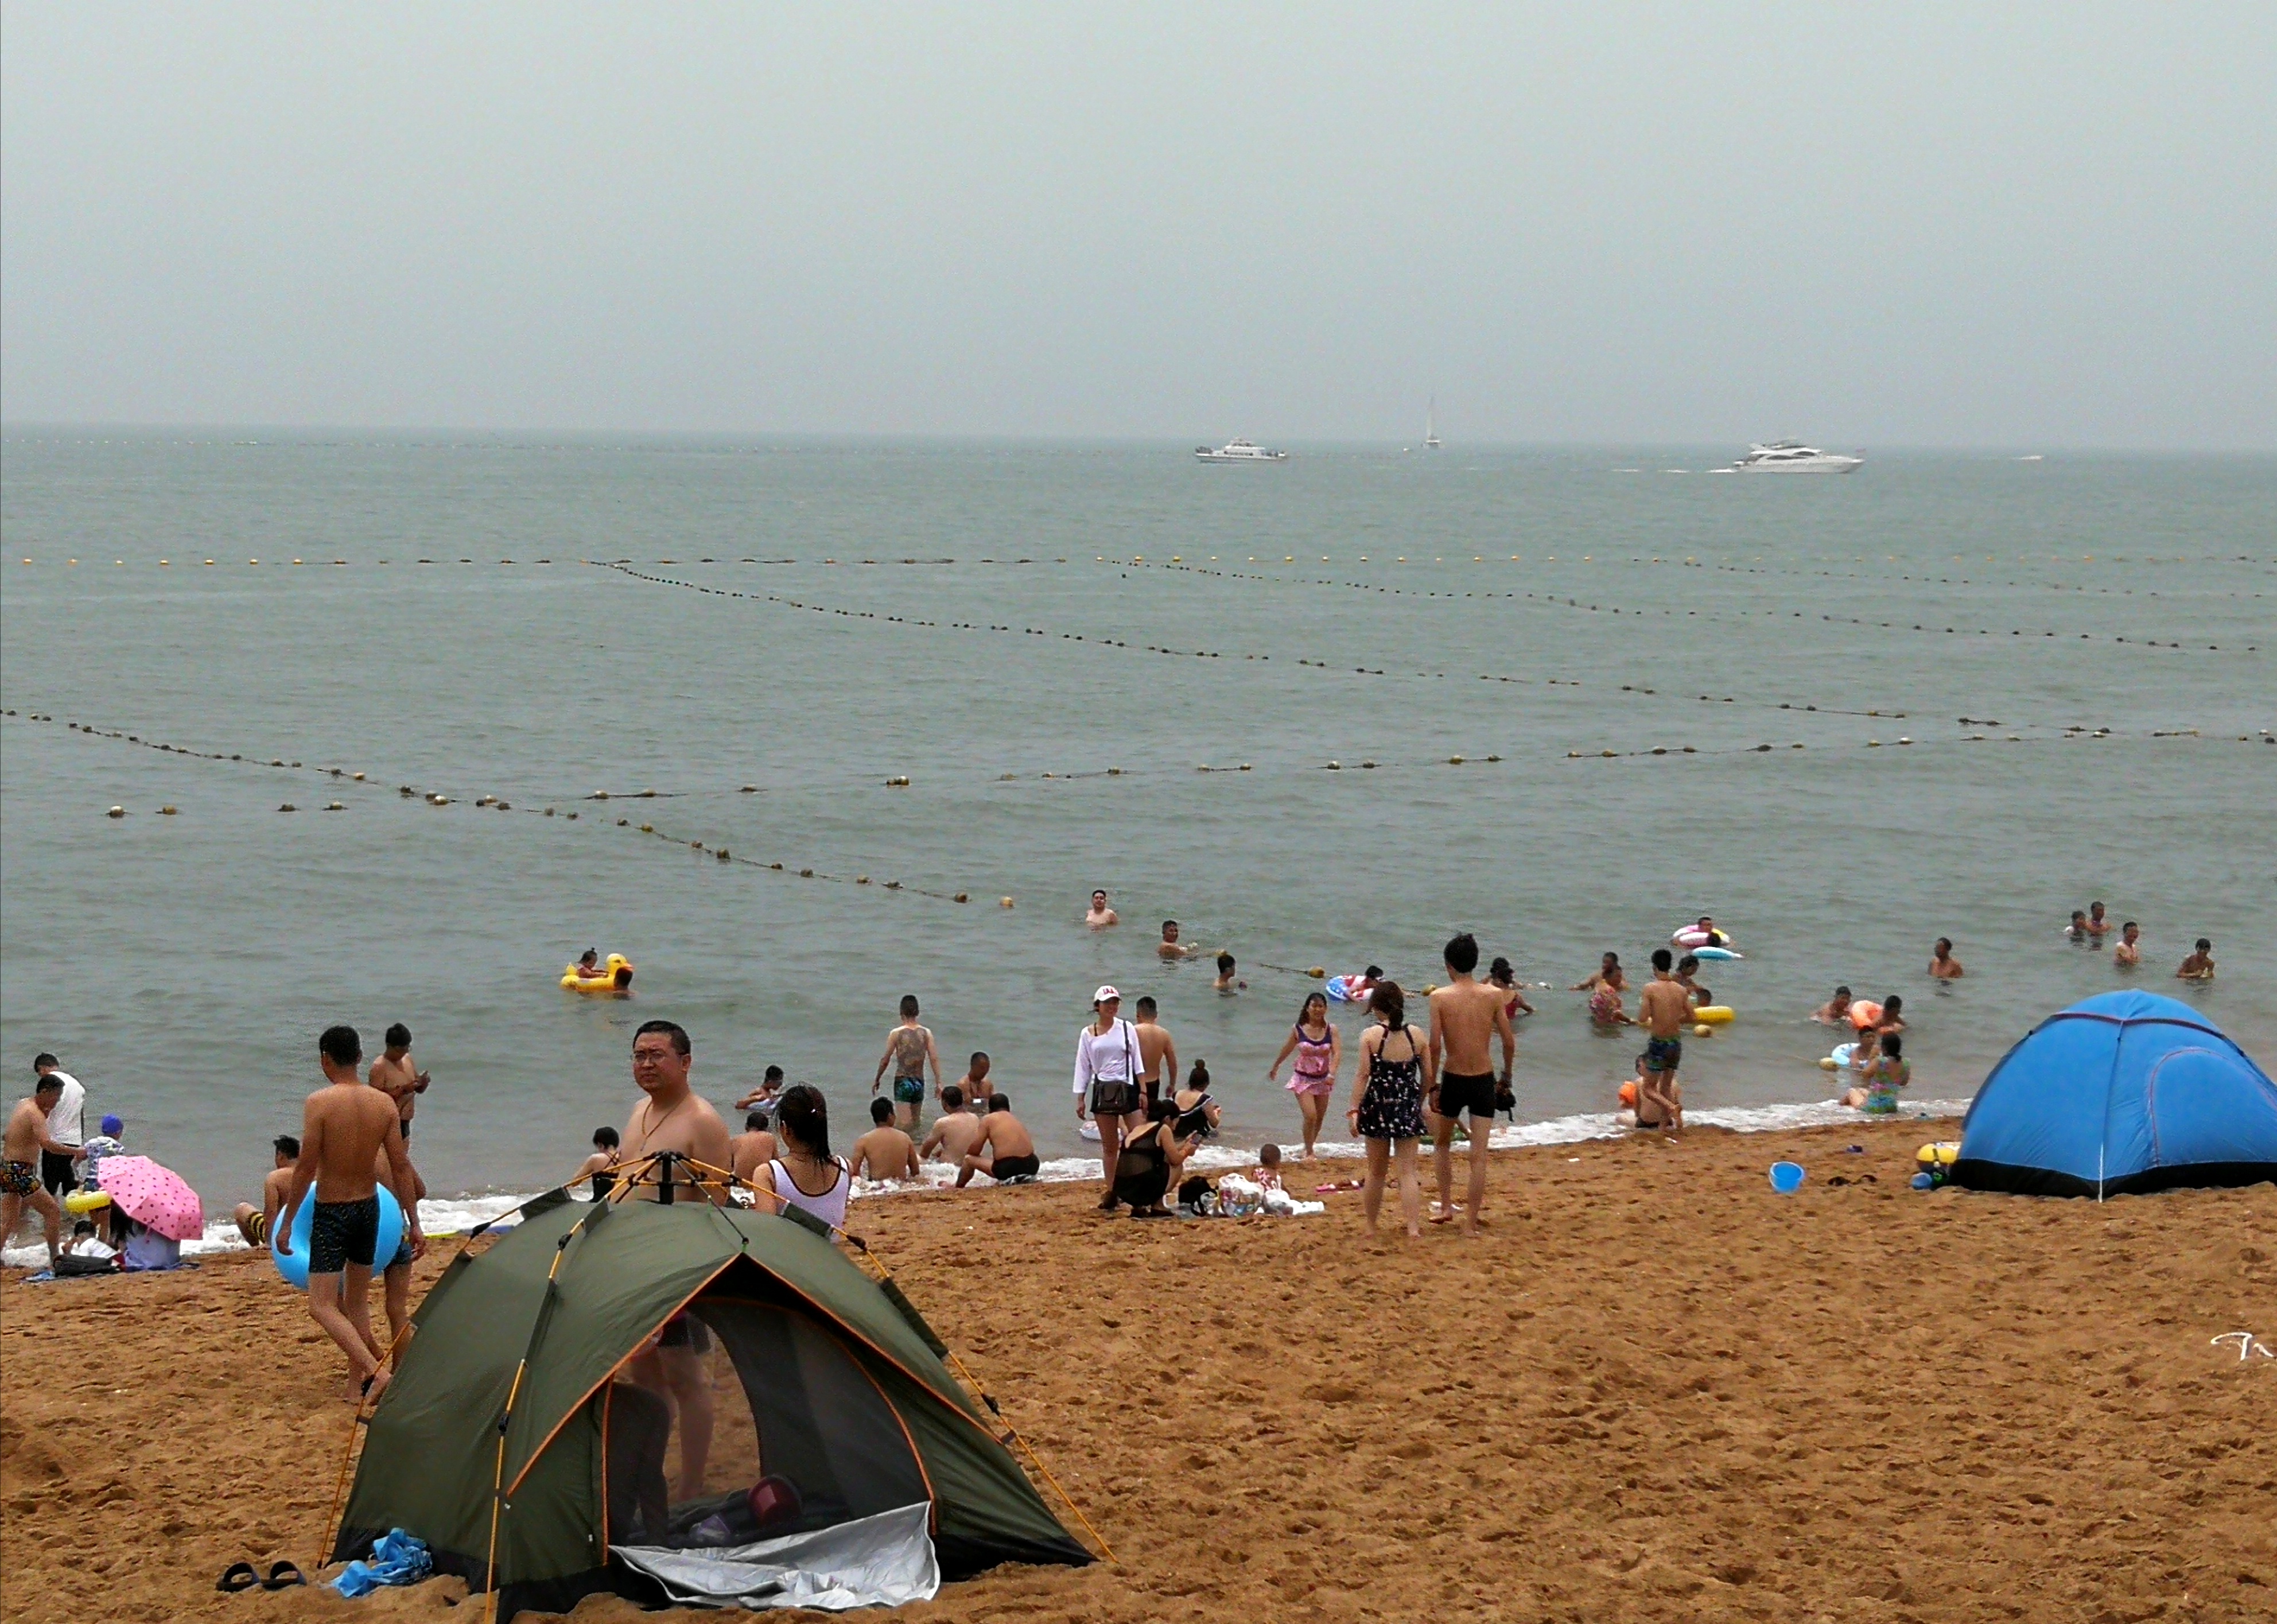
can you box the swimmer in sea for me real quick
[1673,954,1711,1011]
[1691,916,1728,947]
[1929,938,1964,980]
[2177,938,2215,981]
[1085,890,1120,930]
[1156,920,1203,959]
[2113,921,2143,968]
[1813,985,1855,1025]
[2086,901,2113,939]
[1573,952,1621,993]
[573,948,601,978]
[1488,957,1534,1019]
[1213,953,1245,994]
[1872,994,1906,1034]
[2066,909,2091,943]
[1584,963,1631,1027]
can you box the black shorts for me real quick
[309,1196,380,1275]
[1436,1071,1499,1121]
[991,1153,1040,1183]
[658,1314,713,1354]
[41,1151,79,1199]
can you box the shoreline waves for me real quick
[2,1094,1971,1269]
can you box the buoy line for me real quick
[1109,559,2261,656]
[1681,558,2268,603]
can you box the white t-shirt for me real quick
[44,1071,86,1147]
[1071,1020,1143,1097]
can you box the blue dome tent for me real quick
[1952,991,2277,1197]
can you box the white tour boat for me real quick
[1729,441,1863,473]
[1195,438,1289,463]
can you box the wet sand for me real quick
[4,1118,2272,1622]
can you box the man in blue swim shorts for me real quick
[1635,950,1689,1132]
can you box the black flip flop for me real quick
[262,1561,307,1591]
[216,1561,259,1594]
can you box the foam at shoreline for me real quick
[5,1098,1969,1269]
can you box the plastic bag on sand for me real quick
[333,1529,432,1597]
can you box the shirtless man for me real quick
[2086,901,2113,939]
[2113,922,2143,967]
[232,1135,300,1245]
[1929,938,1965,979]
[871,996,942,1130]
[1424,933,1516,1237]
[1213,953,1246,994]
[1157,920,1202,959]
[729,1110,778,1186]
[959,1094,1041,1187]
[1573,952,1622,992]
[920,1083,988,1165]
[850,1098,922,1183]
[1635,950,1691,1133]
[2177,938,2216,981]
[618,1020,734,1202]
[617,1019,732,1493]
[1132,996,1180,1114]
[2066,909,2092,943]
[734,1065,785,1113]
[368,1023,430,1145]
[277,1026,422,1399]
[2,1074,81,1264]
[1813,985,1855,1025]
[1085,890,1120,929]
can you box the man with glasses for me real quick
[616,1018,733,1498]
[617,1020,733,1201]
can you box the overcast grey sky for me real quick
[4,3,2272,446]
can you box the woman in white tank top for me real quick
[766,1085,850,1231]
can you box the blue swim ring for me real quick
[273,1186,406,1288]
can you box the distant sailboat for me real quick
[1424,397,1441,450]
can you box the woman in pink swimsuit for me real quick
[1267,992,1342,1159]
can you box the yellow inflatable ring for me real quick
[561,953,635,993]
[64,1188,112,1214]
[1692,1005,1736,1024]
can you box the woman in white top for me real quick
[764,1085,850,1233]
[1071,986,1147,1211]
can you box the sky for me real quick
[3,3,2273,447]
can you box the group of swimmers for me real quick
[2064,902,2214,978]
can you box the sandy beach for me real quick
[5,1118,2271,1623]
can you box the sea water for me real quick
[2,436,2270,1249]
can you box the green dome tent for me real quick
[332,1187,1092,1618]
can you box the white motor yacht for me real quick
[1195,438,1289,463]
[1730,441,1863,473]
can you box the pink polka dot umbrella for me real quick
[96,1155,205,1242]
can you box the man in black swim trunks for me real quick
[277,1025,422,1401]
[1425,933,1517,1238]
[959,1093,1042,1186]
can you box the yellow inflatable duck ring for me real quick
[562,953,634,994]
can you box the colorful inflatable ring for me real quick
[1830,1042,1859,1069]
[1692,1005,1736,1024]
[1690,946,1742,961]
[1849,1000,1884,1030]
[1672,927,1732,949]
[273,1186,405,1289]
[1325,976,1354,1003]
[562,953,635,993]
[64,1188,112,1214]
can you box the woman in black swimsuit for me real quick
[1171,1060,1221,1142]
[1344,981,1431,1237]
[1112,1100,1203,1217]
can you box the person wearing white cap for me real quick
[1073,986,1145,1210]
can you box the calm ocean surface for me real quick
[2,436,2271,1214]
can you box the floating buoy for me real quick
[1307,967,1326,978]
[1000,896,1015,908]
[886,776,910,787]
[279,803,297,812]
[158,806,177,815]
[591,791,609,800]
[1693,1024,1711,1036]
[740,785,757,793]
[716,848,730,861]
[106,805,125,818]
[639,823,653,833]
[856,875,871,885]
[324,802,344,811]
[1819,1056,1838,1071]
[954,892,969,903]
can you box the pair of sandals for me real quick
[215,1560,305,1593]
[1824,1173,1880,1188]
